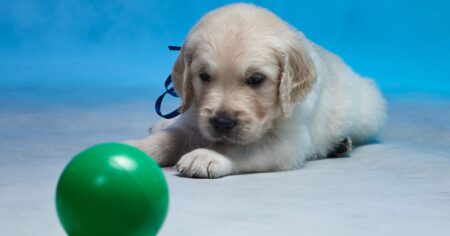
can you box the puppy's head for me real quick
[172,4,315,145]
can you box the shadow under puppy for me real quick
[125,3,386,178]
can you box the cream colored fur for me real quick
[124,3,386,178]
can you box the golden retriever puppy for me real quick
[125,3,386,178]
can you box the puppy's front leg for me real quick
[176,137,306,178]
[124,128,187,167]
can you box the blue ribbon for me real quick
[155,46,182,119]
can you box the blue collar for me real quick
[155,46,182,119]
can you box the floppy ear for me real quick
[278,38,316,117]
[171,46,193,112]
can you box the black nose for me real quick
[209,113,237,132]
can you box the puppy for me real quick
[125,3,386,178]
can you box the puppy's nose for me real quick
[209,112,237,132]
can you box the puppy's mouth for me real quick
[209,129,241,144]
[197,124,241,144]
[204,126,258,145]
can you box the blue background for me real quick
[1,0,449,97]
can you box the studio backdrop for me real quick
[1,0,449,96]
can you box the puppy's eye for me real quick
[199,72,210,82]
[246,73,265,86]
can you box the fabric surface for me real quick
[0,93,449,236]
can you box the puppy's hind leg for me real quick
[327,137,352,158]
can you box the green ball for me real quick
[55,143,169,236]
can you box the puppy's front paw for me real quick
[175,149,233,178]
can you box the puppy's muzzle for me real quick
[209,111,237,134]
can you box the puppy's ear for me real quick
[172,46,193,112]
[278,36,316,117]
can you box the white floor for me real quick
[0,93,449,236]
